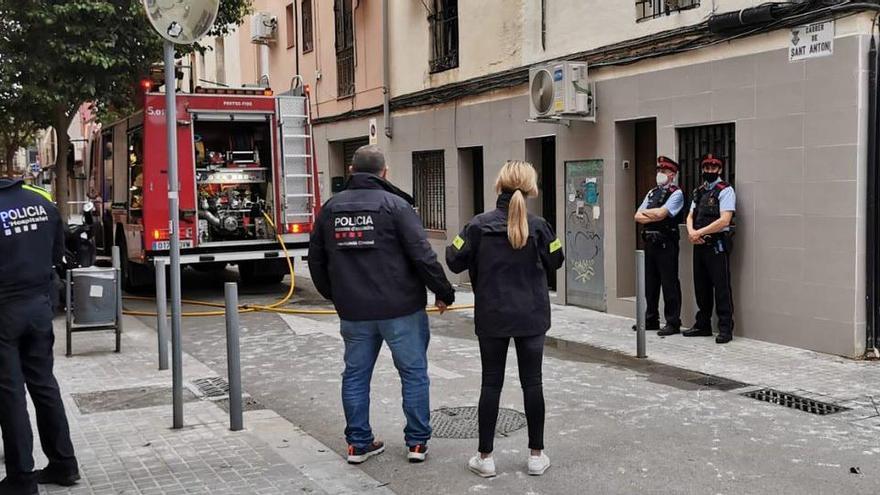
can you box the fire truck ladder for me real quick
[276,95,316,227]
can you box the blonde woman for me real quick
[446,161,564,478]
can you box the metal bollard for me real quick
[155,260,169,371]
[224,283,244,431]
[113,246,123,353]
[635,250,647,359]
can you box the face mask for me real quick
[702,172,719,183]
[656,172,669,186]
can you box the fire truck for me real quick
[86,86,319,289]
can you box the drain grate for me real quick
[191,377,230,399]
[741,389,849,416]
[681,374,748,391]
[430,406,527,439]
[73,386,197,414]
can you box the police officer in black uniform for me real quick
[0,178,80,494]
[684,154,737,344]
[634,156,684,335]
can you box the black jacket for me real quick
[308,173,455,321]
[0,179,64,303]
[446,193,564,337]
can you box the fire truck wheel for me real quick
[117,233,153,293]
[238,260,286,286]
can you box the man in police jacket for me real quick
[0,178,80,494]
[308,145,455,465]
[634,156,684,335]
[685,154,736,344]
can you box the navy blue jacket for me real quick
[0,179,64,302]
[446,193,564,337]
[308,173,455,321]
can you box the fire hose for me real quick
[122,211,474,318]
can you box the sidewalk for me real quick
[543,302,880,431]
[14,315,392,495]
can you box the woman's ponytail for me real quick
[495,160,538,250]
[507,190,529,249]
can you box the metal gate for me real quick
[565,160,605,311]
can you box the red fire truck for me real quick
[86,86,319,289]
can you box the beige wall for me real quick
[389,0,781,97]
[195,1,386,120]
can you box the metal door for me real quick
[565,159,605,311]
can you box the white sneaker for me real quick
[468,455,496,478]
[528,452,550,476]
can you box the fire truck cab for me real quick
[87,87,318,289]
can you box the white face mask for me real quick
[656,172,670,186]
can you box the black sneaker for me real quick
[37,464,80,487]
[715,334,733,344]
[682,327,713,337]
[657,325,680,336]
[347,441,385,464]
[407,444,428,463]
[0,477,37,495]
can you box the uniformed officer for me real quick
[0,178,80,494]
[308,145,455,465]
[634,156,684,336]
[684,154,736,344]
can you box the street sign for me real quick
[789,21,834,62]
[142,0,220,45]
[369,118,378,145]
[30,163,40,174]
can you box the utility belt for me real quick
[700,231,734,255]
[641,229,678,247]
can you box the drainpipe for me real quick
[867,34,880,357]
[259,44,270,87]
[382,0,392,138]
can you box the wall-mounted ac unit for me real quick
[250,12,278,44]
[528,61,596,123]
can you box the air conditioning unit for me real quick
[251,12,278,44]
[529,61,596,122]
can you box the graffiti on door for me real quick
[565,160,605,311]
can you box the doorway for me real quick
[458,146,484,224]
[634,120,657,250]
[525,136,558,290]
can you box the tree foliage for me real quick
[0,0,252,215]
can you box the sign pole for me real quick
[164,41,184,429]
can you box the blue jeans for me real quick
[340,310,431,448]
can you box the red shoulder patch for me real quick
[668,185,679,192]
[714,181,729,191]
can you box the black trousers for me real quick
[693,243,735,336]
[0,295,77,482]
[644,240,682,328]
[477,334,545,454]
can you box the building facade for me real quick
[207,1,879,358]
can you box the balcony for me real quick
[636,0,700,22]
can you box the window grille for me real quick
[677,123,736,202]
[636,0,700,22]
[413,151,446,231]
[429,0,459,73]
[334,0,355,97]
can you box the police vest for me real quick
[693,181,732,230]
[644,185,680,239]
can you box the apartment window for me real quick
[301,0,314,53]
[286,4,296,49]
[334,0,355,98]
[413,151,446,231]
[215,37,226,85]
[636,0,700,22]
[677,123,736,201]
[429,0,459,73]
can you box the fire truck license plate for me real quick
[151,240,193,250]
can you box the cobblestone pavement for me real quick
[116,267,880,494]
[1,315,390,495]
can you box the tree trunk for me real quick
[4,146,16,178]
[53,106,74,221]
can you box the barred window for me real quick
[429,0,459,73]
[334,0,355,97]
[636,0,700,22]
[677,123,736,205]
[301,0,314,53]
[413,151,446,231]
